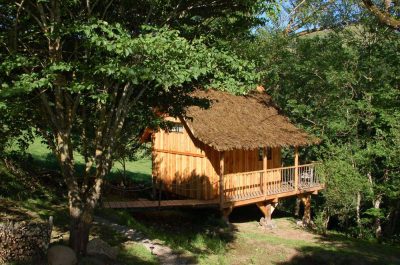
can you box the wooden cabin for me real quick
[149,89,323,222]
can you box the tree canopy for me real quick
[244,2,400,239]
[0,0,267,254]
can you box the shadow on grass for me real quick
[90,224,159,265]
[277,232,400,265]
[21,199,69,230]
[96,208,237,264]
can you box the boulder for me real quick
[47,245,77,265]
[87,238,117,260]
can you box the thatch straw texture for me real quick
[183,90,319,151]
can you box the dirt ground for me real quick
[226,206,400,265]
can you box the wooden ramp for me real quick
[103,199,219,209]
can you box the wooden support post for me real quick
[263,147,268,198]
[294,147,299,191]
[256,202,272,223]
[221,206,233,223]
[301,194,312,225]
[219,151,225,208]
[257,200,278,228]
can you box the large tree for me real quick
[0,0,267,254]
[247,22,400,239]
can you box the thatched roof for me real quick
[182,90,319,151]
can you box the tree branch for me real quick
[39,92,62,133]
[285,0,335,35]
[284,0,307,35]
[362,0,400,30]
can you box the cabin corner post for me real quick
[219,151,225,208]
[294,147,299,191]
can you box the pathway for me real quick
[93,216,196,265]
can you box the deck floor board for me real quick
[103,199,219,209]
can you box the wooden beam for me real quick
[153,149,205,158]
[219,151,225,208]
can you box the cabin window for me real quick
[258,147,272,161]
[170,123,184,133]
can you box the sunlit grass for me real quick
[23,137,152,183]
[118,242,159,265]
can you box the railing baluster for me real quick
[221,163,321,203]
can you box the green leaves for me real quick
[248,22,400,238]
[78,20,258,92]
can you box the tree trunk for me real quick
[69,203,93,256]
[356,192,362,237]
[373,196,382,240]
[384,199,400,237]
[367,172,383,240]
[321,208,330,236]
[301,195,312,226]
[294,197,301,217]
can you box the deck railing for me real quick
[223,163,321,202]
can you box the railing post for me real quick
[219,151,225,208]
[294,147,299,192]
[263,147,268,198]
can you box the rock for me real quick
[87,238,117,260]
[296,219,315,229]
[259,217,277,230]
[47,245,77,265]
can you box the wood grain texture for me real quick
[153,121,285,201]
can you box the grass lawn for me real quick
[25,137,152,183]
[95,205,400,265]
[226,218,400,265]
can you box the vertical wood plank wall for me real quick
[152,120,282,200]
[153,123,220,200]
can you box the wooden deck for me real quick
[222,163,322,203]
[103,163,323,210]
[103,199,219,209]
